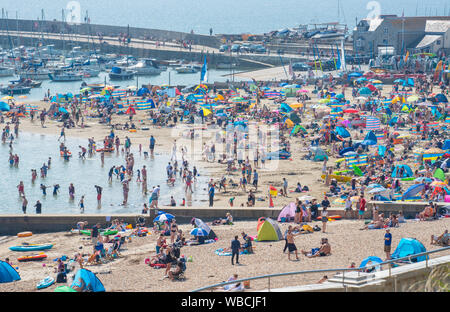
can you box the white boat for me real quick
[48,70,83,82]
[19,69,52,80]
[175,64,199,73]
[81,68,100,78]
[127,58,165,75]
[0,66,15,77]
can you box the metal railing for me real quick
[191,246,450,292]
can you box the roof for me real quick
[368,18,384,31]
[416,35,442,48]
[425,20,450,33]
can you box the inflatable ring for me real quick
[17,231,33,237]
[336,135,344,141]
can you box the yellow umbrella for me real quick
[202,108,212,116]
[2,96,14,100]
[396,134,411,139]
[215,94,224,101]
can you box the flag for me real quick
[404,51,409,63]
[200,57,208,82]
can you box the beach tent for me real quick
[58,107,69,114]
[359,256,383,271]
[434,168,446,181]
[311,146,328,161]
[336,126,350,138]
[392,165,413,178]
[137,87,149,96]
[391,238,428,262]
[0,101,10,112]
[361,131,377,146]
[434,93,448,103]
[401,184,425,200]
[0,260,20,283]
[277,202,296,222]
[257,218,283,241]
[70,269,105,292]
[192,217,217,239]
[280,103,293,113]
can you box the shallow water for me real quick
[0,131,209,214]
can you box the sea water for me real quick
[0,0,446,35]
[0,131,209,214]
[0,69,242,102]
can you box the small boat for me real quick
[1,85,31,95]
[49,70,83,82]
[127,58,164,75]
[0,66,15,77]
[18,254,47,262]
[109,67,136,80]
[80,229,118,236]
[37,276,55,290]
[81,68,100,78]
[175,64,198,73]
[9,244,53,252]
[19,69,52,80]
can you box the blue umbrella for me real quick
[190,228,209,236]
[358,87,372,95]
[401,184,425,200]
[153,212,175,222]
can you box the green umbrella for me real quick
[54,286,77,292]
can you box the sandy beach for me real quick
[0,217,448,292]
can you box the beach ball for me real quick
[42,264,46,267]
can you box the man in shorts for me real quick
[286,227,300,261]
[384,229,392,260]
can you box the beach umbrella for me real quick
[401,184,425,200]
[335,93,345,99]
[80,87,91,93]
[125,106,136,115]
[358,87,372,95]
[370,80,383,84]
[297,89,309,93]
[290,103,303,109]
[1,96,14,100]
[190,228,209,236]
[368,187,387,194]
[367,183,383,189]
[153,212,174,223]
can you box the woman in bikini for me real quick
[170,219,179,243]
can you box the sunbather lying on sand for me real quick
[301,238,331,257]
[431,230,449,246]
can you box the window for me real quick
[436,40,441,45]
[384,27,388,34]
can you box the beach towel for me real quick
[215,248,249,256]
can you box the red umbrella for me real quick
[343,109,359,114]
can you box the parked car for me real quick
[292,62,310,71]
[254,45,267,54]
[219,44,229,52]
[230,44,241,52]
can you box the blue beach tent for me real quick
[391,238,428,262]
[401,184,425,200]
[392,164,413,178]
[361,131,377,146]
[70,269,105,292]
[0,101,10,112]
[359,256,383,271]
[0,260,20,283]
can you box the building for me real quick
[353,15,450,57]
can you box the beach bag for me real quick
[243,280,251,289]
[56,272,67,283]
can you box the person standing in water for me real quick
[69,183,75,201]
[149,135,155,156]
[17,181,25,197]
[95,185,103,207]
[79,196,85,213]
[34,200,42,214]
[21,195,28,214]
[122,179,130,205]
[58,126,66,142]
[142,165,148,195]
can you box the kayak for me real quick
[9,244,53,252]
[37,276,55,290]
[80,229,119,236]
[17,231,33,237]
[18,254,47,262]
